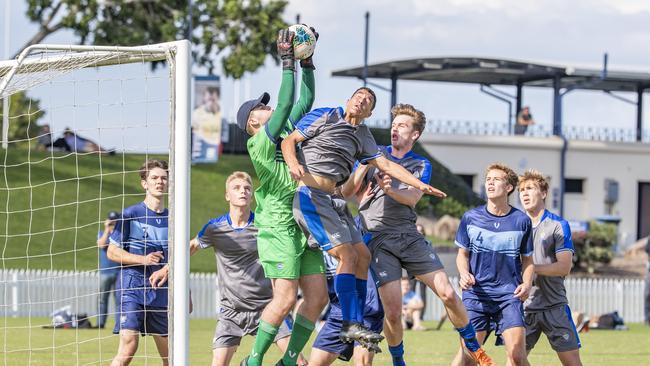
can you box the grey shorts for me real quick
[525,305,581,352]
[212,307,291,349]
[293,186,363,251]
[367,231,444,286]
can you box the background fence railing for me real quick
[1,269,645,323]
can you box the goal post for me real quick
[0,40,191,365]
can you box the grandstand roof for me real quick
[331,56,650,92]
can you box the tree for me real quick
[22,0,289,78]
[0,92,45,144]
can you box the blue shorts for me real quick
[113,300,168,336]
[313,305,383,361]
[463,298,524,336]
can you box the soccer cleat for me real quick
[340,323,384,344]
[239,356,250,366]
[273,360,286,366]
[358,338,382,353]
[466,347,496,366]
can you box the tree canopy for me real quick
[23,0,289,78]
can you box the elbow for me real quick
[561,263,573,277]
[106,246,117,262]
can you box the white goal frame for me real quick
[0,40,191,366]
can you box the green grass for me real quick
[0,149,257,273]
[0,318,648,365]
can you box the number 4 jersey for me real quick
[455,205,533,303]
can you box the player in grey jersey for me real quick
[518,169,582,366]
[189,171,306,366]
[342,104,494,366]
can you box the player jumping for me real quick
[342,104,494,366]
[190,171,307,366]
[453,163,534,366]
[518,170,582,366]
[237,28,328,366]
[281,88,446,349]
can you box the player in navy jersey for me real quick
[518,170,582,366]
[107,159,170,366]
[453,163,534,366]
[343,104,493,366]
[190,171,307,366]
[309,214,384,366]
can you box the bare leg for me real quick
[557,349,583,366]
[111,330,139,366]
[501,326,527,366]
[416,270,468,327]
[377,280,402,347]
[211,346,237,366]
[152,335,169,366]
[261,279,299,325]
[451,330,486,366]
[297,273,329,322]
[308,348,340,366]
[353,345,375,366]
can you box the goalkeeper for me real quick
[237,27,327,366]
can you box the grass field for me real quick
[0,318,648,365]
[0,149,258,273]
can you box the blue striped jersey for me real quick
[455,205,533,302]
[109,202,168,307]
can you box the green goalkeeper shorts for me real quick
[257,224,324,279]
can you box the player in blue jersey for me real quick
[518,170,582,366]
[453,163,534,366]
[108,159,170,366]
[309,213,384,366]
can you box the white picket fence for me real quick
[0,269,646,323]
[422,277,646,323]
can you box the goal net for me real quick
[0,42,190,365]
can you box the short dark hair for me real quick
[351,87,377,111]
[139,159,168,180]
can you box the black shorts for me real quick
[367,232,444,286]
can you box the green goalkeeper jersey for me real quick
[247,69,315,228]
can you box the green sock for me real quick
[248,320,279,366]
[281,314,315,366]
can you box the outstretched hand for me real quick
[419,183,447,198]
[277,28,295,71]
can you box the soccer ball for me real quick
[288,24,317,60]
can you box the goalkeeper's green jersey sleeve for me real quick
[246,69,314,228]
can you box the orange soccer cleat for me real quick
[466,347,496,366]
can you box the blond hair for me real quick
[391,103,427,136]
[225,171,253,190]
[518,169,549,193]
[486,163,518,196]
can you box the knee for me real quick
[384,306,402,325]
[273,291,297,314]
[355,245,371,266]
[335,245,358,267]
[439,285,458,305]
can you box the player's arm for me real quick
[189,238,201,256]
[97,231,110,249]
[534,251,573,276]
[107,245,163,266]
[514,222,535,300]
[456,248,475,290]
[281,130,307,180]
[288,68,315,127]
[266,29,296,139]
[373,173,423,207]
[340,162,371,198]
[368,156,446,197]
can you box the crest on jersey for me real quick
[494,222,500,229]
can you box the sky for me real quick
[2,0,650,151]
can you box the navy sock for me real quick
[355,278,367,323]
[456,323,481,352]
[334,273,358,323]
[389,341,406,366]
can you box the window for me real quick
[564,178,584,194]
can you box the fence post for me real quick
[11,271,18,317]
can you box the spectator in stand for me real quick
[515,106,535,135]
[96,211,121,329]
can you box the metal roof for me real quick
[331,57,650,92]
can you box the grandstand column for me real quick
[390,69,397,119]
[637,86,644,142]
[553,74,562,136]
